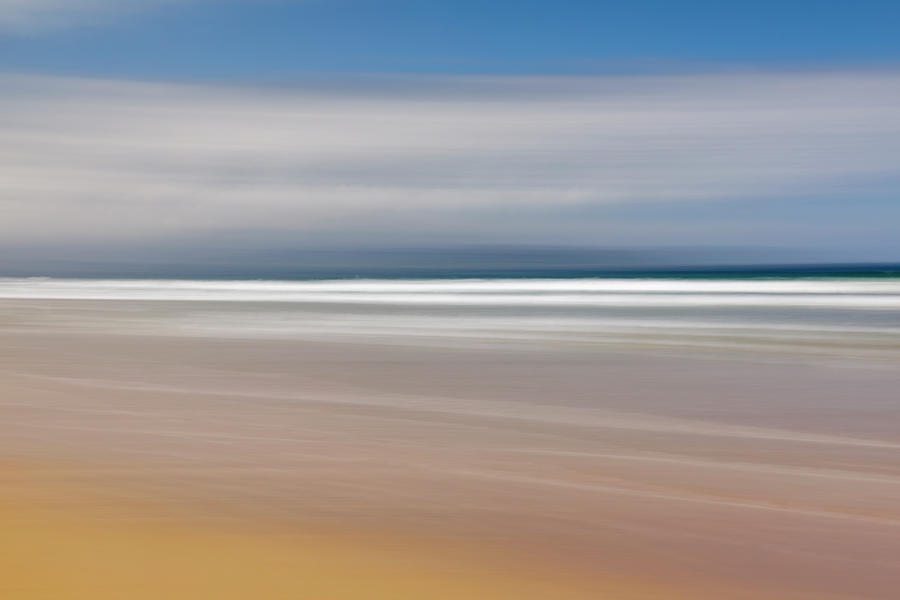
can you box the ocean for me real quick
[1,269,898,361]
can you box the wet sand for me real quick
[2,320,899,599]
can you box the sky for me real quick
[1,0,899,270]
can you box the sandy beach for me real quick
[1,294,899,599]
[3,465,614,600]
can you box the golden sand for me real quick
[0,463,686,600]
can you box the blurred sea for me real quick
[1,265,898,360]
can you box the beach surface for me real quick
[1,286,899,599]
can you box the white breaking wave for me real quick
[1,277,898,357]
[1,277,900,309]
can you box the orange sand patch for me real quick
[0,464,683,600]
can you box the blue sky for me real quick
[0,1,898,265]
[2,0,899,78]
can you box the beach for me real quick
[1,278,899,599]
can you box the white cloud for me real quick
[1,71,898,247]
